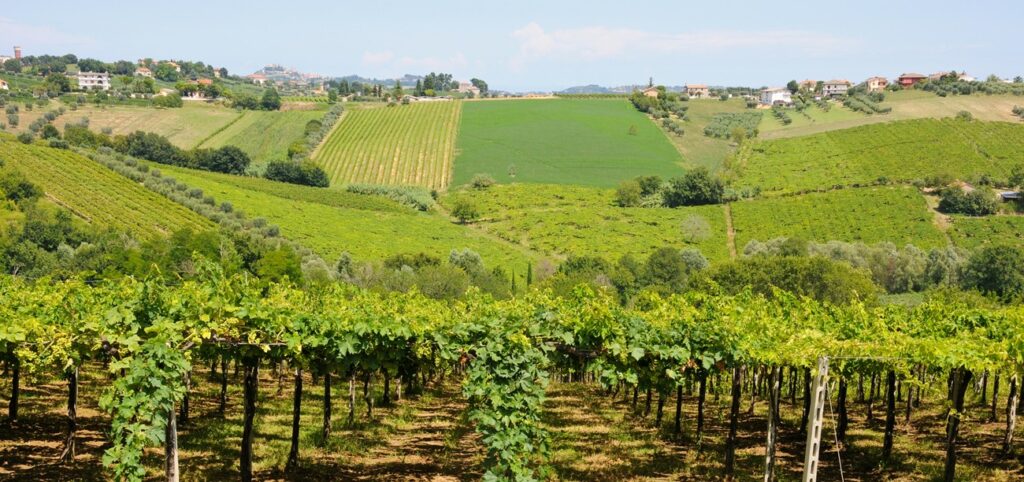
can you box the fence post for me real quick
[802,356,830,482]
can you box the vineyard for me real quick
[0,138,213,238]
[730,186,948,249]
[452,99,683,187]
[145,163,534,272]
[313,101,462,190]
[734,118,1024,194]
[442,184,730,262]
[1,268,1022,481]
[948,214,1024,250]
[281,96,332,103]
[196,108,328,166]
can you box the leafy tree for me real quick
[153,93,183,108]
[45,73,71,94]
[263,160,329,187]
[470,174,495,189]
[191,146,251,174]
[701,256,877,304]
[614,180,642,207]
[255,246,303,284]
[260,88,281,111]
[0,170,42,204]
[451,199,479,224]
[1008,164,1024,188]
[937,188,998,216]
[470,78,489,94]
[643,247,690,291]
[40,124,60,140]
[786,80,799,94]
[391,80,403,100]
[662,168,724,207]
[3,58,21,73]
[962,244,1024,302]
[327,90,337,103]
[635,176,662,196]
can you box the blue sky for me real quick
[1,0,1021,91]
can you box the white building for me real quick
[77,72,111,90]
[456,81,480,96]
[822,79,852,97]
[0,79,8,90]
[760,87,792,106]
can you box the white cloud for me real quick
[510,22,852,69]
[0,17,94,49]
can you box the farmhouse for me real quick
[798,79,817,92]
[248,74,268,86]
[760,87,792,106]
[0,79,7,90]
[822,79,852,97]
[865,76,888,92]
[958,72,976,82]
[641,86,660,98]
[163,61,181,73]
[77,71,111,90]
[685,84,710,98]
[898,73,926,87]
[456,81,480,96]
[135,66,152,77]
[197,78,213,86]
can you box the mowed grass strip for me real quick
[150,163,534,272]
[313,101,461,190]
[735,118,1024,194]
[50,103,241,148]
[453,99,684,187]
[442,184,729,263]
[197,108,327,167]
[730,186,947,250]
[0,137,213,238]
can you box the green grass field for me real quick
[758,101,869,138]
[668,98,749,171]
[0,136,213,238]
[735,118,1024,194]
[313,101,461,190]
[147,163,535,273]
[452,99,683,187]
[730,186,947,250]
[442,184,729,262]
[197,108,327,167]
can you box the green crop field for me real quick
[948,214,1024,250]
[0,136,213,238]
[442,184,730,262]
[148,163,534,273]
[313,101,461,190]
[758,102,869,139]
[452,99,683,187]
[196,108,327,167]
[734,118,1024,194]
[730,186,947,250]
[669,98,751,171]
[51,103,241,148]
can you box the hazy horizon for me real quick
[1,0,1021,91]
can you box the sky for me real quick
[1,0,1021,91]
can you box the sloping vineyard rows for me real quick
[2,266,1022,482]
[312,101,461,190]
[736,118,1024,193]
[0,139,213,238]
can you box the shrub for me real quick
[937,188,998,216]
[345,184,434,211]
[614,180,642,207]
[470,173,496,189]
[16,132,33,144]
[663,168,725,207]
[451,199,480,224]
[263,160,330,187]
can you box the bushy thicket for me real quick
[61,127,251,175]
[703,112,762,138]
[289,103,344,160]
[919,73,1024,97]
[937,188,998,216]
[629,89,689,120]
[345,184,435,211]
[263,160,329,187]
[614,170,725,208]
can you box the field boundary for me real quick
[193,110,247,149]
[310,109,347,159]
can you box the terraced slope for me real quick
[313,101,461,190]
[0,137,213,238]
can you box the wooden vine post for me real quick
[801,356,829,482]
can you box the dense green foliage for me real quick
[938,188,999,216]
[662,168,725,206]
[264,160,329,187]
[453,99,683,187]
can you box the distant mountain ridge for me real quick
[558,84,687,94]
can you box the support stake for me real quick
[802,356,829,482]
